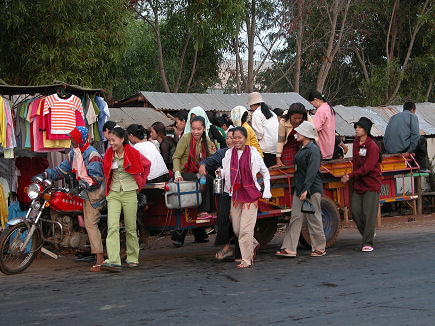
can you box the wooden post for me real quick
[416,175,422,215]
[343,207,349,225]
[377,203,382,227]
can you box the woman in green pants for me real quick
[101,127,151,272]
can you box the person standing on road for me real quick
[249,92,279,167]
[40,126,106,272]
[198,129,241,262]
[222,126,271,269]
[276,121,326,258]
[308,90,336,160]
[101,127,151,272]
[341,117,381,252]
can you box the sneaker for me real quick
[362,246,374,252]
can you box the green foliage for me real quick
[0,0,129,89]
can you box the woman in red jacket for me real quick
[341,117,381,252]
[101,127,151,272]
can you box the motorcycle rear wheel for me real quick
[0,222,41,275]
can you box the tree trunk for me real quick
[316,0,351,93]
[234,37,244,93]
[174,32,192,93]
[425,75,433,102]
[153,6,171,93]
[385,0,430,104]
[246,0,256,93]
[294,0,304,93]
[354,47,370,84]
[185,47,198,93]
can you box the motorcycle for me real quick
[0,176,104,275]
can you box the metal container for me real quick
[213,173,223,194]
[164,181,202,209]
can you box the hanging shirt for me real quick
[43,94,84,134]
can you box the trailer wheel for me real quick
[300,196,340,249]
[254,217,278,247]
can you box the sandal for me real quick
[362,246,374,252]
[236,262,252,269]
[126,262,139,268]
[100,262,122,272]
[252,243,260,261]
[197,212,210,219]
[275,249,297,257]
[90,264,102,272]
[310,249,326,257]
[216,248,233,260]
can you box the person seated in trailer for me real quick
[308,90,336,160]
[102,121,117,151]
[101,127,151,272]
[221,126,271,269]
[216,116,234,134]
[230,105,263,157]
[249,92,279,167]
[149,121,177,173]
[127,124,170,183]
[272,102,308,168]
[174,110,188,142]
[332,134,348,160]
[171,116,215,247]
[39,127,106,272]
[341,117,381,252]
[275,121,326,258]
[383,101,429,172]
[206,111,227,149]
[198,128,241,262]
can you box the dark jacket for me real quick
[349,136,382,194]
[294,140,323,197]
[200,148,228,174]
[384,110,420,154]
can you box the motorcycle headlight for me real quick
[27,183,42,200]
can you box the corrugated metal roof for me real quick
[334,102,435,137]
[109,107,173,128]
[140,91,312,112]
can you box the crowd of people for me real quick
[38,90,429,272]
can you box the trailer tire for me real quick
[300,196,340,249]
[254,217,278,247]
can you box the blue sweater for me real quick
[384,110,420,154]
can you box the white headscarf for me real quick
[184,106,211,134]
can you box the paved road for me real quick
[1,221,435,326]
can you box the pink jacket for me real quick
[312,102,335,159]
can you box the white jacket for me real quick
[251,108,279,154]
[222,146,272,199]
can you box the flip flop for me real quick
[362,246,374,252]
[90,264,102,272]
[236,262,252,269]
[126,262,139,268]
[215,248,233,260]
[275,249,297,257]
[252,243,260,261]
[100,262,122,272]
[310,249,326,257]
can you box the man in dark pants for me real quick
[383,102,429,172]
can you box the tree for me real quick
[0,0,130,91]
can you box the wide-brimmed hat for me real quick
[294,121,317,139]
[248,92,264,106]
[354,117,373,136]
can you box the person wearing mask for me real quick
[172,116,214,246]
[230,106,263,157]
[102,120,117,151]
[383,101,429,172]
[249,92,279,167]
[174,110,188,142]
[40,127,105,272]
[308,90,336,160]
[198,129,241,261]
[276,121,326,258]
[149,121,177,172]
[222,126,271,269]
[341,117,381,252]
[273,102,308,168]
[127,124,170,183]
[101,127,151,272]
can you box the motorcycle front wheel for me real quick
[0,222,41,275]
